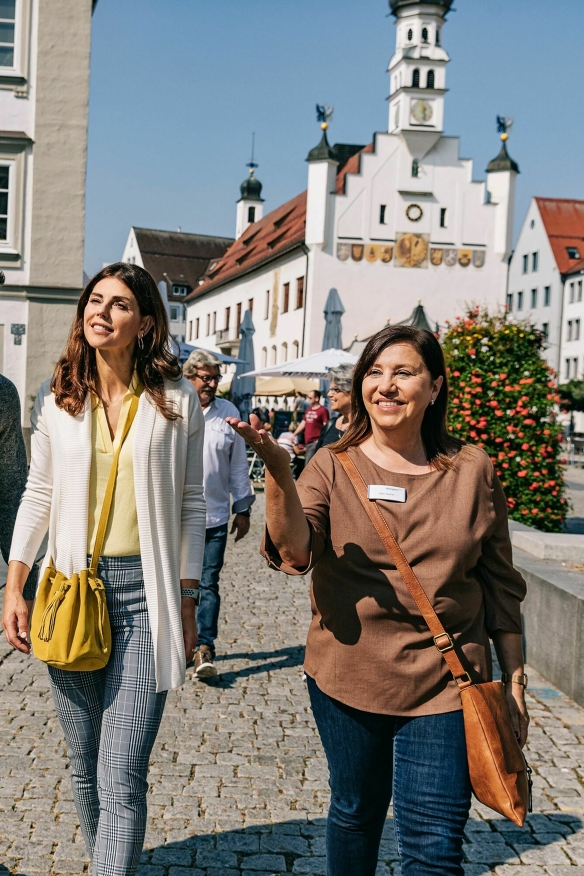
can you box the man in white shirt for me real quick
[183,350,255,677]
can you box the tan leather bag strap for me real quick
[89,392,141,574]
[336,450,472,690]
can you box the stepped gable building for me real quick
[122,226,233,342]
[186,0,519,365]
[0,0,97,437]
[508,198,584,381]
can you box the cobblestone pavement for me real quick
[2,494,584,875]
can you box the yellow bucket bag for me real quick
[31,393,140,671]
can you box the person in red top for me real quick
[294,390,329,463]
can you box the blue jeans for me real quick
[196,523,229,651]
[307,675,471,876]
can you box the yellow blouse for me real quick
[87,374,141,558]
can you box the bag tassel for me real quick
[90,580,109,654]
[38,582,71,642]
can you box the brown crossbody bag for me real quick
[336,450,532,827]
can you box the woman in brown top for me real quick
[227,325,528,876]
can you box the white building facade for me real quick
[186,0,518,365]
[0,0,95,433]
[508,198,584,385]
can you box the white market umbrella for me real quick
[241,348,357,379]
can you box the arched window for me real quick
[412,68,420,88]
[407,28,413,41]
[292,341,299,359]
[271,345,277,365]
[422,27,429,43]
[281,342,288,362]
[262,347,267,368]
[427,69,435,89]
[412,159,420,178]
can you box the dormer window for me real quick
[427,70,435,89]
[412,68,420,88]
[172,284,190,297]
[422,27,429,43]
[567,246,581,260]
[407,28,413,41]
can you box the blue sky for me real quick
[85,0,584,275]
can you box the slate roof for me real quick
[189,144,372,300]
[535,198,584,274]
[134,228,233,296]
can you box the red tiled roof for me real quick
[535,198,584,274]
[189,144,374,299]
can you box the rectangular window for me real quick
[542,322,549,340]
[517,290,523,310]
[195,317,200,340]
[0,164,8,241]
[440,208,447,228]
[576,319,581,341]
[532,252,538,272]
[236,302,242,331]
[248,297,253,314]
[0,0,16,68]
[566,359,571,380]
[212,311,216,334]
[380,205,386,225]
[206,314,210,336]
[506,292,513,312]
[567,320,573,342]
[570,282,575,303]
[574,357,579,378]
[522,254,528,274]
[579,281,583,302]
[169,305,180,322]
[282,282,290,313]
[530,288,537,309]
[172,285,189,297]
[264,290,269,320]
[567,246,581,260]
[224,306,230,331]
[247,205,256,224]
[296,276,305,310]
[188,321,193,341]
[544,286,551,306]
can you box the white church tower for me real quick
[388,0,452,157]
[236,165,264,240]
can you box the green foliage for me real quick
[558,379,584,413]
[442,309,567,532]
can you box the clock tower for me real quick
[387,0,453,158]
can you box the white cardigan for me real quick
[9,376,206,692]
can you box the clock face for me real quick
[411,100,434,124]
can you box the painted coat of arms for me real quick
[351,244,365,262]
[430,248,444,266]
[394,233,429,269]
[365,245,379,263]
[379,245,393,263]
[458,249,472,267]
[444,249,458,267]
[337,243,350,262]
[473,250,486,268]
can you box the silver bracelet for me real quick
[181,587,200,605]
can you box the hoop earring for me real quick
[138,335,144,351]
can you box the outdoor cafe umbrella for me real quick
[240,348,357,379]
[321,288,345,399]
[230,309,256,422]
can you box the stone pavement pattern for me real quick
[2,495,584,875]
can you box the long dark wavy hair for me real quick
[333,325,462,469]
[52,262,181,420]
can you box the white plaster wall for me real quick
[186,251,307,367]
[0,297,28,403]
[508,199,562,375]
[560,274,584,384]
[121,228,145,268]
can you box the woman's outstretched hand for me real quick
[226,414,291,476]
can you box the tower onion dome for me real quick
[486,140,520,174]
[240,170,264,202]
[389,0,454,14]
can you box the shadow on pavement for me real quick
[131,812,584,875]
[196,645,305,688]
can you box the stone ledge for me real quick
[511,522,584,563]
[515,543,584,706]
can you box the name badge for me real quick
[367,484,407,503]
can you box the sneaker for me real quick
[194,647,218,678]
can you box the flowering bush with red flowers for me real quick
[442,310,568,532]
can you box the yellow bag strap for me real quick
[89,389,142,574]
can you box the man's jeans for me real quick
[197,524,229,652]
[307,675,471,876]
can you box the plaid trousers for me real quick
[48,556,167,876]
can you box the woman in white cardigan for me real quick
[2,262,206,876]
